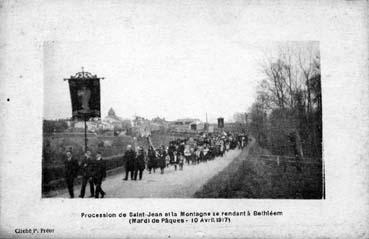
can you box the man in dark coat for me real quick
[134,147,145,180]
[208,145,215,161]
[157,146,166,174]
[64,151,79,198]
[93,152,106,198]
[178,142,185,156]
[123,145,136,180]
[147,146,157,174]
[168,143,176,165]
[79,150,95,198]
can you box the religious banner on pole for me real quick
[217,117,224,129]
[66,69,102,120]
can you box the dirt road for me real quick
[53,149,242,198]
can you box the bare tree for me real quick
[252,42,321,158]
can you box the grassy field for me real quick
[194,143,323,199]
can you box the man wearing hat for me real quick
[134,147,145,180]
[64,151,79,198]
[147,146,157,174]
[123,145,136,180]
[157,146,166,174]
[79,150,95,198]
[93,152,106,198]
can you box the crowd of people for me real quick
[63,132,248,199]
[122,132,248,178]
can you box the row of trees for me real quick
[248,42,322,158]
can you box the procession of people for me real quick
[64,150,107,199]
[64,131,248,199]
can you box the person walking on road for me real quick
[93,152,106,198]
[134,147,146,180]
[123,145,136,181]
[178,152,184,170]
[168,142,176,166]
[157,146,166,174]
[147,146,157,174]
[64,151,79,198]
[184,145,191,165]
[79,150,95,198]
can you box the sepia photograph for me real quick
[42,41,323,199]
[1,0,368,238]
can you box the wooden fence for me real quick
[259,154,322,166]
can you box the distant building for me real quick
[133,116,148,127]
[70,108,132,133]
[172,118,200,126]
[101,121,114,131]
[170,118,203,132]
[152,116,166,124]
[74,120,99,132]
[189,120,205,131]
[104,108,128,129]
[132,116,151,137]
[102,108,132,133]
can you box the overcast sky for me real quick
[43,3,279,123]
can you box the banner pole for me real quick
[84,113,87,152]
[65,68,103,153]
